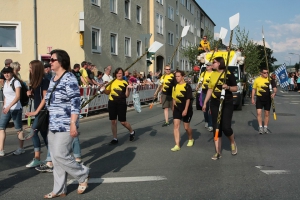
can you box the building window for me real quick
[91,0,100,6]
[176,1,179,15]
[137,40,141,57]
[125,37,131,57]
[168,32,174,46]
[176,24,179,38]
[110,33,118,54]
[167,6,174,21]
[92,27,101,53]
[110,0,117,13]
[156,13,163,35]
[136,5,142,24]
[125,0,130,19]
[0,22,21,52]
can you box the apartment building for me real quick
[0,0,214,81]
[149,0,215,72]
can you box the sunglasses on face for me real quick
[262,72,268,74]
[50,58,58,63]
[165,69,171,70]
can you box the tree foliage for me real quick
[256,44,277,72]
[180,45,199,66]
[235,26,261,75]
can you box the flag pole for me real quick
[262,27,277,120]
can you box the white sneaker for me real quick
[26,158,42,168]
[13,148,25,155]
[207,127,213,132]
[0,150,5,156]
[205,122,208,129]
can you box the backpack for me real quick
[11,79,29,107]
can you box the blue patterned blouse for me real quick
[45,72,80,133]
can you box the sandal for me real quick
[77,176,89,194]
[44,192,66,199]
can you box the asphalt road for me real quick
[0,90,300,200]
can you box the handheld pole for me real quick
[214,13,239,141]
[262,27,276,120]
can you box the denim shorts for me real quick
[0,108,23,131]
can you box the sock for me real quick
[113,138,118,141]
[259,126,263,128]
[130,131,135,135]
[264,126,267,128]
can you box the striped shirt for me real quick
[45,72,80,133]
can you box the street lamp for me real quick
[285,56,291,66]
[289,52,300,65]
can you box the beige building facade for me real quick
[0,0,214,82]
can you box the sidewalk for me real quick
[6,102,156,135]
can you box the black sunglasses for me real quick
[165,69,171,70]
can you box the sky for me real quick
[196,0,300,66]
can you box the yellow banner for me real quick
[205,50,236,64]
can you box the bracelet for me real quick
[70,120,76,124]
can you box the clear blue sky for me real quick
[196,0,300,66]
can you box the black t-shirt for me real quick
[0,67,6,80]
[33,77,50,110]
[147,74,152,81]
[86,69,94,81]
[172,83,193,112]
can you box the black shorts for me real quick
[256,99,271,111]
[173,108,193,123]
[108,100,127,122]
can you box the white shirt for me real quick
[3,77,22,110]
[102,73,113,83]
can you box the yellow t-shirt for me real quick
[79,68,88,86]
[198,40,210,51]
[252,76,276,100]
[106,79,128,102]
[200,71,213,93]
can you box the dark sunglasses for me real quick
[262,72,268,74]
[50,58,58,62]
[165,69,171,70]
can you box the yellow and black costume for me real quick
[160,73,177,109]
[208,71,237,138]
[172,83,193,123]
[253,76,276,110]
[106,79,128,121]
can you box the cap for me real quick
[2,67,13,73]
[206,62,212,66]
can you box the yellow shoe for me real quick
[171,145,180,152]
[187,139,194,147]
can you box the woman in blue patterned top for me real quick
[44,49,89,198]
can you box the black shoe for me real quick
[129,131,135,141]
[35,164,53,173]
[110,139,118,145]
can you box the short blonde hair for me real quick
[10,62,20,70]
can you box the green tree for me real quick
[180,45,199,67]
[256,44,277,72]
[235,26,261,75]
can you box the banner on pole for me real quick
[274,63,289,88]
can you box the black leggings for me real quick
[210,99,234,138]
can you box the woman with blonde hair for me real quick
[10,62,22,80]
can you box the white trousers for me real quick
[48,131,89,194]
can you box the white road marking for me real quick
[291,101,300,102]
[255,166,263,169]
[67,176,167,185]
[260,170,290,175]
[289,103,299,104]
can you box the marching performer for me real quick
[251,68,277,134]
[171,70,194,151]
[199,62,213,131]
[102,67,135,144]
[202,57,238,160]
[153,65,176,127]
